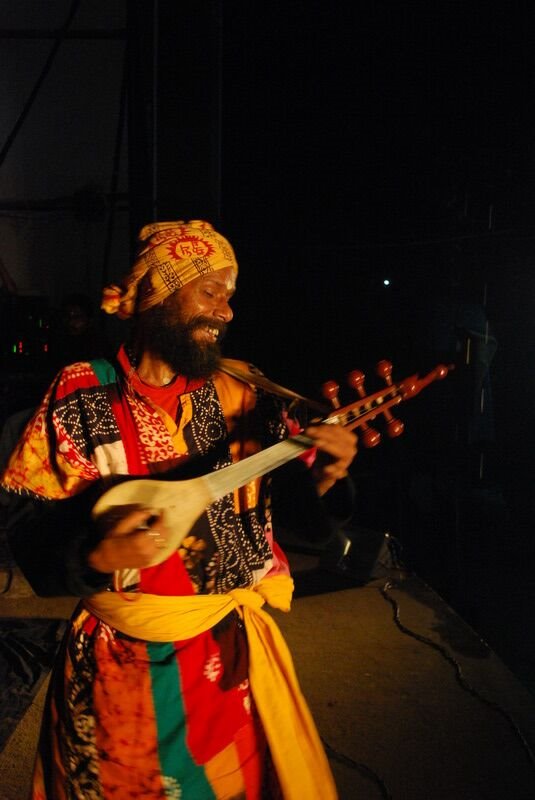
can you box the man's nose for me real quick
[214,300,233,323]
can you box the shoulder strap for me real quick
[218,359,328,414]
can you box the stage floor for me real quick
[0,554,534,800]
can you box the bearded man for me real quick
[2,220,356,800]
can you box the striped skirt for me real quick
[32,605,279,799]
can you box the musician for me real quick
[1,220,356,799]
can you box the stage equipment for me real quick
[320,526,401,584]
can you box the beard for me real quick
[139,303,227,379]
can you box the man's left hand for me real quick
[304,423,358,496]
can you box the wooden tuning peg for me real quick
[347,369,365,392]
[376,359,393,383]
[322,379,341,409]
[375,360,404,438]
[346,370,381,447]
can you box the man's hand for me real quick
[304,423,358,496]
[87,507,171,573]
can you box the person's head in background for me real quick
[58,293,94,337]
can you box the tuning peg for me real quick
[385,416,404,437]
[361,426,382,448]
[375,360,404,437]
[322,380,341,409]
[346,370,381,447]
[376,359,393,384]
[347,369,365,392]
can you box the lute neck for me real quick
[203,434,314,502]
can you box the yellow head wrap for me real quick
[101,220,238,320]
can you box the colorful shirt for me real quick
[2,347,304,799]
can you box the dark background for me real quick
[1,1,534,683]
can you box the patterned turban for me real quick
[101,220,238,320]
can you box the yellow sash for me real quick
[84,575,337,800]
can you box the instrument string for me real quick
[204,436,314,501]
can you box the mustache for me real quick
[189,316,228,340]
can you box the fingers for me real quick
[314,460,349,482]
[305,423,358,497]
[99,506,163,537]
[89,508,171,572]
[142,515,168,550]
[304,424,358,468]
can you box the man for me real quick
[2,220,356,799]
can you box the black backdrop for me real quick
[125,0,535,604]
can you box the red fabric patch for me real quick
[176,632,252,763]
[140,552,195,597]
[110,389,148,475]
[235,717,266,799]
[54,363,101,400]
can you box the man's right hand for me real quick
[87,507,171,572]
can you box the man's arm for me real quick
[271,458,355,544]
[6,490,113,597]
[7,489,173,596]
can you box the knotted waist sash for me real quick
[84,574,337,800]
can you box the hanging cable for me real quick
[213,0,224,226]
[151,0,159,220]
[101,44,128,287]
[0,0,82,169]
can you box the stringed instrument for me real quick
[91,360,451,566]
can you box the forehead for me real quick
[186,267,237,293]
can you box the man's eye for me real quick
[204,290,215,298]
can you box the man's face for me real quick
[165,266,235,338]
[141,267,236,378]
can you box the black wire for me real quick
[380,579,535,777]
[318,537,400,799]
[0,0,82,169]
[101,42,128,287]
[321,737,392,800]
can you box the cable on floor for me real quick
[321,736,392,800]
[380,579,535,776]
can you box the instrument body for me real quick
[92,362,451,566]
